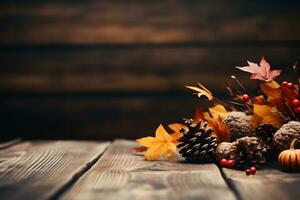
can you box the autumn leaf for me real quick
[193,107,205,122]
[203,104,230,143]
[253,95,265,105]
[236,57,282,82]
[186,83,213,100]
[135,124,178,160]
[132,146,147,153]
[168,123,185,145]
[252,104,284,128]
[260,80,281,102]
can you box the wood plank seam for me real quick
[48,142,110,200]
[0,139,22,150]
[218,166,242,200]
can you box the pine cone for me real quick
[273,121,300,151]
[234,136,268,168]
[252,124,278,151]
[215,142,237,161]
[223,112,254,141]
[177,119,217,162]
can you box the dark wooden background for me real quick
[0,0,300,140]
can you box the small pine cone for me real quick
[223,112,254,141]
[234,136,268,168]
[273,121,300,151]
[215,142,237,161]
[251,124,278,152]
[177,119,217,162]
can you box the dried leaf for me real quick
[253,95,265,105]
[135,124,178,160]
[193,107,205,122]
[132,146,147,153]
[260,81,281,101]
[186,83,213,100]
[253,104,284,128]
[203,104,230,143]
[168,123,185,145]
[236,57,282,82]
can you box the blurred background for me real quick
[0,0,300,141]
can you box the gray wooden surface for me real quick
[0,139,299,200]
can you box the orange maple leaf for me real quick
[260,80,281,106]
[252,104,284,128]
[186,83,214,100]
[203,104,230,143]
[135,124,179,160]
[193,107,205,122]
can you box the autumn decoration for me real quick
[278,139,300,171]
[134,57,300,174]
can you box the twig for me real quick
[230,75,252,95]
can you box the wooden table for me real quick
[0,140,299,200]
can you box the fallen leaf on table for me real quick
[135,124,178,160]
[186,83,213,100]
[253,104,284,128]
[203,104,230,143]
[236,57,282,82]
[132,146,147,153]
[168,123,185,145]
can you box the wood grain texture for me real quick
[222,164,300,200]
[61,140,236,200]
[0,1,300,44]
[0,140,109,200]
[0,139,21,150]
[0,47,297,92]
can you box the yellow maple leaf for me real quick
[168,123,185,145]
[203,104,230,143]
[135,124,178,160]
[260,80,281,103]
[253,104,284,128]
[186,83,214,100]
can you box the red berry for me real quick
[249,166,256,175]
[220,159,227,166]
[246,169,251,176]
[242,94,250,102]
[292,99,300,108]
[294,107,300,114]
[287,82,294,89]
[227,160,234,167]
[281,81,288,87]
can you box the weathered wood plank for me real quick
[0,1,300,44]
[0,47,297,92]
[221,164,300,200]
[61,140,236,200]
[0,139,21,150]
[0,140,109,200]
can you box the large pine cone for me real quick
[223,112,254,141]
[235,136,268,168]
[177,119,217,162]
[216,137,268,169]
[273,121,300,151]
[215,142,237,161]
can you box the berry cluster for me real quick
[246,166,256,175]
[281,81,294,89]
[220,158,234,168]
[292,99,300,115]
[281,81,300,115]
